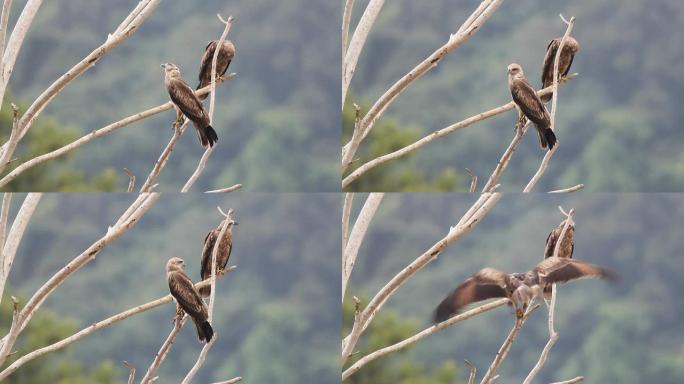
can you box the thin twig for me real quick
[342,298,508,380]
[466,168,478,193]
[341,75,577,188]
[465,360,477,384]
[123,168,136,192]
[522,15,576,192]
[208,378,242,384]
[479,305,538,384]
[181,15,234,193]
[140,314,189,384]
[341,193,354,257]
[550,376,584,384]
[0,267,235,381]
[205,184,242,193]
[123,361,136,384]
[548,184,584,194]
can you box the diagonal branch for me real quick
[341,0,504,171]
[0,0,12,62]
[0,0,162,176]
[342,298,508,380]
[0,267,234,382]
[342,193,383,302]
[341,75,577,189]
[341,0,384,108]
[139,314,189,384]
[0,75,233,189]
[0,192,159,367]
[0,193,41,305]
[342,192,501,365]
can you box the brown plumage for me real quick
[166,257,214,342]
[162,63,218,148]
[197,40,235,100]
[508,63,556,150]
[199,213,237,298]
[541,36,580,102]
[542,219,575,299]
[433,257,616,323]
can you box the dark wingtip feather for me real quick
[433,292,458,324]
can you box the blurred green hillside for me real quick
[344,0,684,191]
[3,0,339,192]
[344,194,684,383]
[1,193,340,383]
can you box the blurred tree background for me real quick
[344,194,684,383]
[0,193,339,383]
[344,0,684,191]
[1,0,339,192]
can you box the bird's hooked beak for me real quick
[232,221,239,226]
[160,63,167,69]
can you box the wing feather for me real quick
[511,78,548,125]
[169,271,208,319]
[433,268,508,323]
[536,257,617,285]
[541,39,560,88]
[168,78,206,122]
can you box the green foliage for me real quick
[343,297,460,384]
[0,298,122,384]
[0,97,118,191]
[343,102,463,191]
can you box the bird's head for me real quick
[161,62,181,77]
[565,36,580,54]
[507,63,524,78]
[223,208,238,228]
[166,256,185,272]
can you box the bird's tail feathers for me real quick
[196,124,219,148]
[538,126,557,150]
[196,320,214,342]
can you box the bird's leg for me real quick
[172,107,185,131]
[174,304,185,323]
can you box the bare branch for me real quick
[548,184,584,194]
[123,168,136,192]
[0,0,12,61]
[140,314,189,384]
[466,168,478,193]
[0,0,41,109]
[139,120,191,192]
[209,378,242,384]
[341,75,577,188]
[341,0,355,72]
[180,335,217,384]
[342,298,508,380]
[123,361,136,384]
[341,0,504,171]
[465,360,477,384]
[0,193,11,260]
[0,267,235,381]
[205,184,243,193]
[0,76,233,189]
[0,0,162,175]
[342,193,384,301]
[550,377,584,384]
[342,0,384,108]
[0,193,41,305]
[342,192,502,364]
[181,15,235,193]
[341,193,354,255]
[522,16,576,192]
[481,121,531,192]
[0,193,159,367]
[480,305,538,384]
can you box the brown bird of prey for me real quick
[166,257,214,342]
[541,36,580,102]
[162,63,218,148]
[199,211,238,297]
[197,40,235,100]
[542,218,575,299]
[508,63,557,150]
[433,257,616,323]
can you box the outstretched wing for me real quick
[168,77,206,122]
[433,268,508,323]
[535,257,617,285]
[168,270,208,319]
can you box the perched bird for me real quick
[166,257,214,342]
[508,63,556,150]
[199,211,238,298]
[541,36,580,102]
[542,218,575,299]
[197,40,235,99]
[161,63,218,148]
[543,219,575,260]
[432,257,617,323]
